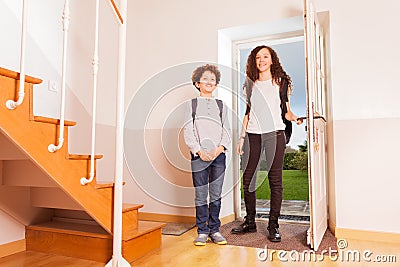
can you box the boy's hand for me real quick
[198,149,213,161]
[210,145,225,160]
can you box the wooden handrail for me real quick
[108,0,124,24]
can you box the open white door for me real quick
[304,0,328,251]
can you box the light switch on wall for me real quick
[48,80,58,92]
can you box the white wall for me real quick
[315,0,400,233]
[0,210,25,245]
[1,0,399,243]
[0,0,59,246]
[121,0,400,233]
[1,0,64,118]
[122,0,304,218]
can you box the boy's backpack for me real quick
[191,98,223,124]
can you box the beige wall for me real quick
[316,0,400,233]
[0,210,25,245]
[111,0,400,233]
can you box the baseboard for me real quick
[139,212,235,226]
[139,212,195,224]
[335,228,400,244]
[0,239,26,258]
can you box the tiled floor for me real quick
[241,199,310,221]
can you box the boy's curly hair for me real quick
[191,64,221,90]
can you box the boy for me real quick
[184,64,231,246]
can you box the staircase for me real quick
[0,67,165,263]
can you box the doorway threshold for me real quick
[240,199,310,223]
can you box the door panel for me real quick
[304,0,328,251]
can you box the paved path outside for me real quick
[240,199,310,220]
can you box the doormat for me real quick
[162,222,196,236]
[220,220,337,254]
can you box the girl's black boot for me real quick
[231,215,257,234]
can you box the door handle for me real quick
[313,116,326,122]
[296,116,326,122]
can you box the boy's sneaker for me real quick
[209,232,227,245]
[194,233,209,246]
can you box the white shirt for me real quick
[244,79,285,134]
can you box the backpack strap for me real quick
[191,98,197,124]
[191,98,223,123]
[215,99,223,123]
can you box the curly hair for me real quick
[191,64,221,90]
[244,45,292,95]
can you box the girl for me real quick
[231,46,303,242]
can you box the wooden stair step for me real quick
[123,203,144,212]
[122,221,166,262]
[26,220,165,263]
[33,116,77,126]
[1,67,114,231]
[0,67,42,84]
[122,203,144,232]
[26,221,110,239]
[26,221,112,263]
[123,220,165,241]
[95,181,126,189]
[67,154,103,160]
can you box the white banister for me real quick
[80,0,100,186]
[6,0,27,110]
[105,0,130,266]
[48,0,70,153]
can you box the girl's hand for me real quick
[295,117,303,125]
[237,138,245,155]
[286,111,303,125]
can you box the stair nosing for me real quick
[33,116,77,126]
[123,203,144,212]
[0,67,42,84]
[95,181,126,189]
[68,154,104,160]
[27,221,112,239]
[122,221,166,241]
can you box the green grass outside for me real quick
[240,170,309,200]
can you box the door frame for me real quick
[231,31,305,218]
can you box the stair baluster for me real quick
[6,0,27,110]
[48,0,70,153]
[105,0,131,266]
[80,0,100,186]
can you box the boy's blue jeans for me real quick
[191,153,226,235]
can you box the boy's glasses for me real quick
[199,79,217,85]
